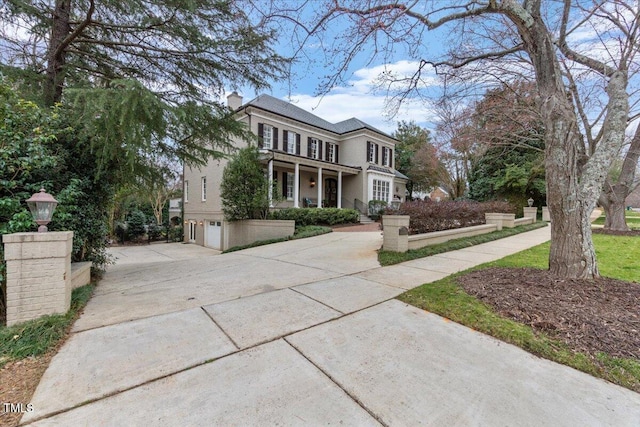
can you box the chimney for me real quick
[227,91,242,110]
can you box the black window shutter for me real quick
[258,123,264,149]
[336,145,339,164]
[307,137,312,158]
[319,140,323,160]
[282,172,287,196]
[283,130,288,152]
[375,144,379,164]
[296,134,301,155]
[273,127,279,150]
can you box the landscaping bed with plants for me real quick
[269,207,360,226]
[0,284,94,427]
[386,199,514,234]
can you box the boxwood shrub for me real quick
[269,208,359,226]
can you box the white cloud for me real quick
[285,60,439,134]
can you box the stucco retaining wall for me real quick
[223,220,295,250]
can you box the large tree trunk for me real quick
[512,8,600,279]
[599,183,630,231]
[544,104,599,279]
[599,125,640,231]
[44,0,72,106]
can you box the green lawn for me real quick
[398,233,640,392]
[592,209,640,228]
[379,222,548,266]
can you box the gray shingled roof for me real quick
[242,94,394,139]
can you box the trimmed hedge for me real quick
[385,200,514,234]
[269,208,359,226]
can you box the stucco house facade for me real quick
[183,92,408,248]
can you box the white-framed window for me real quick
[367,141,377,163]
[328,143,336,163]
[184,180,189,203]
[201,176,207,201]
[373,179,390,202]
[382,147,392,167]
[263,125,273,149]
[287,132,296,154]
[310,138,319,159]
[286,173,294,200]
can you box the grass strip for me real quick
[0,283,94,368]
[222,225,332,253]
[397,233,640,392]
[378,221,548,266]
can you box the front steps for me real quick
[359,214,374,224]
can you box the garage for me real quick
[206,220,222,250]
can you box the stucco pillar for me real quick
[337,171,343,209]
[3,231,73,326]
[485,213,516,230]
[523,207,537,222]
[542,206,550,222]
[294,163,300,208]
[317,167,323,208]
[382,215,410,253]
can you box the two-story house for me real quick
[183,92,408,248]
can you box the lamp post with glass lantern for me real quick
[26,188,58,232]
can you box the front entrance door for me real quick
[325,178,338,208]
[188,220,197,243]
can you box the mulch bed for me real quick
[458,267,640,359]
[592,228,640,236]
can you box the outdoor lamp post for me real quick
[527,197,534,207]
[26,188,58,232]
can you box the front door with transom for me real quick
[324,178,337,208]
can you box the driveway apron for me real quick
[21,226,640,426]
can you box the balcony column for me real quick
[294,163,300,208]
[337,171,343,208]
[317,167,323,208]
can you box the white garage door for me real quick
[206,221,222,250]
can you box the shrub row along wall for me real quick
[385,200,514,235]
[383,213,535,253]
[269,208,359,226]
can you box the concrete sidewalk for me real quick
[21,226,640,426]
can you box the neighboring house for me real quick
[168,198,182,225]
[183,92,408,248]
[429,187,450,202]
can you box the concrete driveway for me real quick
[21,227,640,426]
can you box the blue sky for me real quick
[234,59,441,135]
[229,9,445,136]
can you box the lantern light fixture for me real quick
[26,188,58,232]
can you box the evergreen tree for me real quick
[220,146,270,221]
